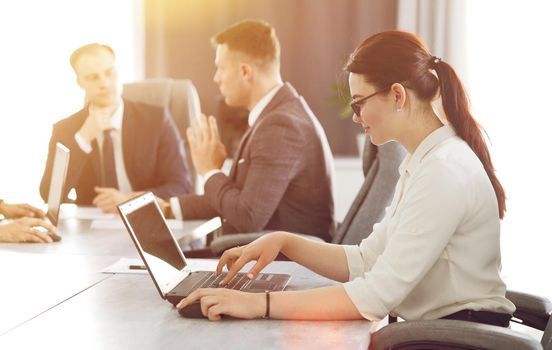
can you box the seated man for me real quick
[0,199,57,243]
[165,20,335,241]
[40,43,192,212]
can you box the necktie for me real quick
[102,129,119,189]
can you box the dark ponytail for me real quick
[434,60,506,218]
[346,30,506,218]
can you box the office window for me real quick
[466,1,552,296]
[0,0,143,203]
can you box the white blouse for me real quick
[342,125,515,321]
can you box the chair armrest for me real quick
[507,290,552,330]
[209,233,267,254]
[369,319,542,350]
[209,232,325,255]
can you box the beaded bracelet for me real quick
[263,290,270,319]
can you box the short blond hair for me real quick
[211,19,280,65]
[70,43,114,71]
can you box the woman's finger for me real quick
[30,229,53,243]
[216,247,240,275]
[22,204,45,218]
[177,288,205,309]
[200,295,218,317]
[206,303,223,321]
[221,255,249,286]
[246,257,269,280]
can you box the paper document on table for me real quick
[102,258,149,275]
[59,205,116,220]
[90,218,185,230]
[101,258,220,275]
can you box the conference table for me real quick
[0,206,374,349]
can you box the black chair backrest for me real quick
[333,139,405,245]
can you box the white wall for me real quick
[466,0,552,297]
[0,0,143,205]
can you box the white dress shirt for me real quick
[74,99,133,194]
[171,83,284,220]
[342,125,515,321]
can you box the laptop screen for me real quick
[46,142,69,226]
[120,193,188,295]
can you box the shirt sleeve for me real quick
[169,196,183,221]
[202,169,223,185]
[343,159,468,320]
[343,212,391,280]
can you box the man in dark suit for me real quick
[163,20,335,241]
[40,43,191,212]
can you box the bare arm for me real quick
[177,284,363,321]
[269,285,362,320]
[218,231,350,284]
[279,232,349,282]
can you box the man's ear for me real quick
[390,83,407,111]
[240,63,253,81]
[76,76,84,89]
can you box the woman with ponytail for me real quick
[177,31,515,326]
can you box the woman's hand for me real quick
[216,231,288,286]
[177,288,265,321]
[0,202,45,219]
[0,217,58,243]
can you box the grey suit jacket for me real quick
[332,140,405,245]
[179,83,335,241]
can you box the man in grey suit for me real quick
[163,20,335,241]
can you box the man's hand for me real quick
[0,202,45,219]
[78,104,116,144]
[155,196,172,218]
[186,114,227,176]
[0,217,58,243]
[92,187,133,213]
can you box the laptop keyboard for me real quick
[196,272,249,290]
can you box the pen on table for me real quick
[129,265,146,270]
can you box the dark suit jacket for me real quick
[40,99,192,204]
[179,83,335,241]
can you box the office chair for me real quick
[368,290,552,350]
[122,78,201,185]
[186,138,405,257]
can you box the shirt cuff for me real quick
[342,245,365,280]
[170,196,183,221]
[343,278,388,321]
[202,169,223,185]
[75,132,93,154]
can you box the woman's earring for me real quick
[396,107,402,112]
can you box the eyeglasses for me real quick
[350,87,388,117]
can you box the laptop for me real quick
[7,142,69,241]
[46,142,70,227]
[117,192,291,318]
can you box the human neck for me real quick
[90,98,119,115]
[400,110,444,154]
[247,74,283,111]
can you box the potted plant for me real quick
[328,82,366,156]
